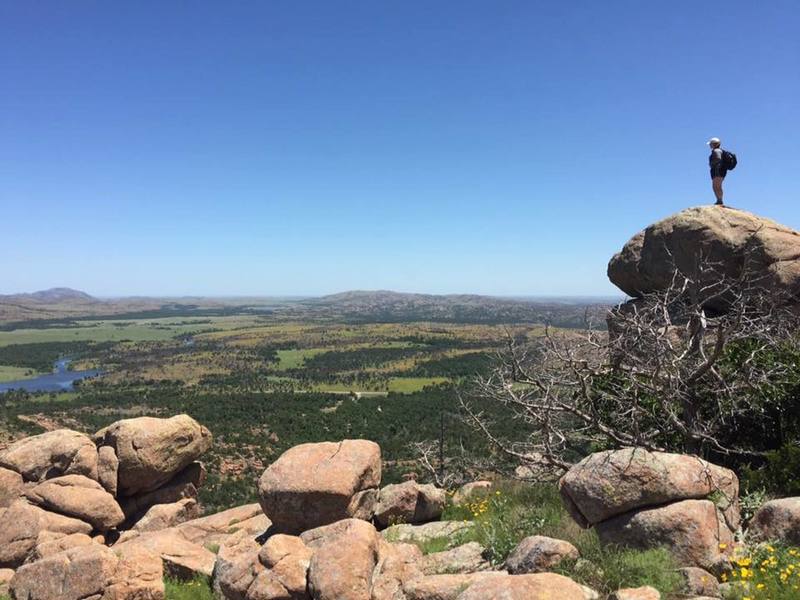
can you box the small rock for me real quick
[452,481,492,505]
[132,498,201,533]
[505,535,579,574]
[609,586,661,600]
[381,520,474,545]
[678,566,720,597]
[420,542,490,575]
[374,480,446,528]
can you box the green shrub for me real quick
[443,482,566,563]
[560,532,682,595]
[164,576,213,600]
[742,444,800,498]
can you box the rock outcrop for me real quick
[94,414,212,496]
[258,439,381,534]
[9,543,164,600]
[559,448,739,530]
[559,449,738,572]
[607,206,800,311]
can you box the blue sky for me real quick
[2,2,798,297]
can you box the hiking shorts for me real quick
[710,166,727,179]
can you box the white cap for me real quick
[707,137,721,146]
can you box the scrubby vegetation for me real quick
[442,483,683,596]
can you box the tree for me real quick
[462,256,800,476]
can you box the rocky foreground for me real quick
[1,415,799,599]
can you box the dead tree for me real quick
[462,255,800,478]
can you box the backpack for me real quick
[722,150,737,170]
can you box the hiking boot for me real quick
[715,200,724,206]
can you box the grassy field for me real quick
[0,316,266,347]
[0,365,38,382]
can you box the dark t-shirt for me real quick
[709,148,723,167]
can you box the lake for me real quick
[0,358,102,393]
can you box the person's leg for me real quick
[712,176,724,204]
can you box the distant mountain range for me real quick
[0,288,618,328]
[0,287,99,304]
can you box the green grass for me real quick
[274,348,326,370]
[387,377,449,393]
[164,576,213,600]
[442,482,683,596]
[0,364,39,382]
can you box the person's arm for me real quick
[710,148,723,167]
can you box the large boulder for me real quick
[0,467,24,508]
[0,429,98,483]
[0,499,92,568]
[94,415,212,497]
[28,531,96,562]
[25,474,125,531]
[595,499,733,573]
[607,206,800,310]
[504,535,579,574]
[10,543,164,600]
[747,497,800,545]
[258,440,381,534]
[559,448,739,529]
[374,480,446,528]
[305,519,381,600]
[454,573,589,600]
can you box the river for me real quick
[0,358,102,393]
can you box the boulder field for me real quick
[3,417,800,599]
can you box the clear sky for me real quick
[2,2,798,297]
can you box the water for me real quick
[0,358,102,393]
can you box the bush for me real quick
[164,576,213,600]
[742,444,800,498]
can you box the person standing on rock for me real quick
[708,137,727,206]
